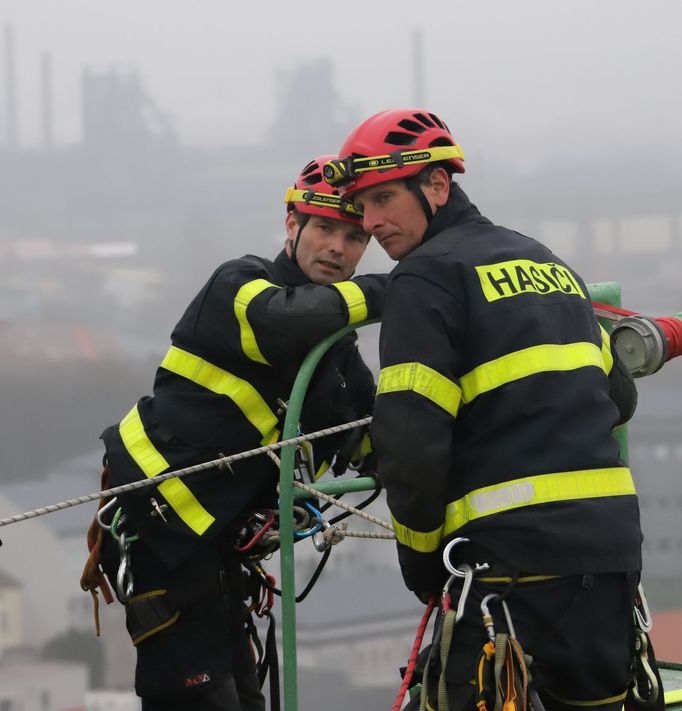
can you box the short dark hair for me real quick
[417,162,454,186]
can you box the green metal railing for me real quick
[278,320,379,711]
[275,283,642,710]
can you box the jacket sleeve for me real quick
[607,340,638,426]
[237,269,387,366]
[372,272,467,595]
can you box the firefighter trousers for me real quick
[102,532,265,711]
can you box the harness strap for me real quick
[438,608,459,710]
[79,466,115,636]
[125,589,180,646]
[260,610,280,711]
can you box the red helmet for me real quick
[284,154,362,224]
[324,109,465,198]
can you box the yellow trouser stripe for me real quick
[332,281,368,325]
[460,341,608,404]
[392,467,635,552]
[119,405,215,535]
[161,346,279,444]
[543,688,628,707]
[377,362,462,418]
[234,279,280,365]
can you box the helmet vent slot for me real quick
[428,113,446,129]
[384,131,417,147]
[413,112,435,128]
[397,118,427,134]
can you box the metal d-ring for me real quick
[312,519,333,552]
[442,537,490,578]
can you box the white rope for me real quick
[292,479,394,532]
[331,530,395,541]
[0,416,371,528]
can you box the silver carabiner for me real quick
[631,630,659,705]
[634,582,653,633]
[116,532,134,603]
[442,537,490,578]
[481,593,517,641]
[455,564,475,623]
[441,563,475,623]
[96,497,119,531]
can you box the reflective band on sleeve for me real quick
[391,466,636,553]
[391,515,444,553]
[332,281,368,325]
[460,342,607,404]
[119,405,215,536]
[161,346,280,445]
[234,279,281,365]
[599,325,614,374]
[377,362,462,417]
[444,466,635,536]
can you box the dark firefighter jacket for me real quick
[102,250,385,569]
[372,185,642,595]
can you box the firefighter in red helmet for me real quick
[83,155,386,711]
[328,110,656,711]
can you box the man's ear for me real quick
[426,167,451,208]
[284,211,298,253]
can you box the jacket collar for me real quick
[274,249,311,286]
[421,183,483,244]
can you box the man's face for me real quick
[285,212,369,284]
[353,170,450,261]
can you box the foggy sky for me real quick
[3,0,682,162]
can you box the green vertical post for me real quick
[279,321,376,711]
[587,281,628,463]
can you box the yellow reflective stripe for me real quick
[599,325,614,374]
[665,689,682,705]
[478,575,561,584]
[161,346,279,444]
[391,513,444,553]
[460,342,607,404]
[543,688,628,707]
[314,461,330,481]
[444,467,635,536]
[377,362,462,418]
[332,281,368,324]
[119,405,215,535]
[234,279,280,365]
[392,467,635,553]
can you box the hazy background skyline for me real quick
[4,0,682,155]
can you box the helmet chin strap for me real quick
[289,213,310,265]
[405,176,434,223]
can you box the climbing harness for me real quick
[473,591,530,711]
[416,539,490,711]
[401,539,539,711]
